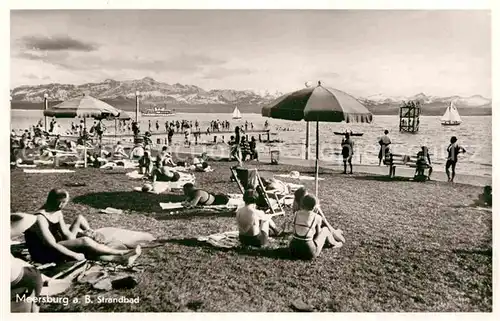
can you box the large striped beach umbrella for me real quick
[43,94,121,119]
[44,94,121,168]
[262,81,373,195]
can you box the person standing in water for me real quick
[445,136,466,183]
[378,130,391,166]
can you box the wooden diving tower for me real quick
[399,100,421,133]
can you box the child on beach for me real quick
[289,194,343,260]
[23,189,141,266]
[138,151,153,176]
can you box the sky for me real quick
[10,10,491,98]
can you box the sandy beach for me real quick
[10,159,492,312]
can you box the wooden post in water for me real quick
[305,121,310,160]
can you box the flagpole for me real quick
[315,121,319,196]
[135,91,140,123]
[43,93,48,132]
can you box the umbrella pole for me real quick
[315,121,319,196]
[305,121,310,160]
[84,117,87,168]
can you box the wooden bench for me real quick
[383,153,432,179]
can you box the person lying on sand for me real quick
[290,194,343,260]
[23,189,141,266]
[182,183,230,208]
[113,141,128,159]
[191,156,212,172]
[236,189,281,247]
[152,163,181,183]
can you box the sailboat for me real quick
[232,106,242,119]
[441,101,462,126]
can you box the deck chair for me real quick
[230,167,285,216]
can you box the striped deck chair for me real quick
[230,167,285,216]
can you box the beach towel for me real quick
[16,164,37,168]
[197,230,284,249]
[101,160,138,170]
[197,231,240,248]
[275,174,324,181]
[159,197,245,211]
[126,170,147,179]
[98,207,124,215]
[94,227,155,249]
[23,169,75,174]
[33,160,54,165]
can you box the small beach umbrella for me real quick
[262,81,373,195]
[44,94,121,167]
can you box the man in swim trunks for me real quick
[341,132,354,174]
[236,189,280,247]
[445,136,466,183]
[182,183,229,208]
[378,130,391,166]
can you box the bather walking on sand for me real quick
[23,189,141,266]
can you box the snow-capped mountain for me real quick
[10,77,284,106]
[358,92,491,108]
[10,79,490,109]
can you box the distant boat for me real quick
[441,101,462,126]
[232,106,242,119]
[142,104,176,117]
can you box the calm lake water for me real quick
[11,110,492,177]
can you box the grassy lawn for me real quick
[10,161,492,312]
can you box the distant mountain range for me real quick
[10,77,492,116]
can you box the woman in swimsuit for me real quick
[182,183,229,207]
[24,189,141,266]
[289,194,343,260]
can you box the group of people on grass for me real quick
[236,186,345,260]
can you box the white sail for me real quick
[441,101,462,123]
[232,106,242,119]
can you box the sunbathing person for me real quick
[236,189,281,247]
[292,187,345,242]
[158,146,176,167]
[129,143,145,161]
[415,146,433,180]
[11,254,43,313]
[182,183,230,208]
[290,194,343,260]
[152,163,181,182]
[23,189,141,266]
[113,141,128,159]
